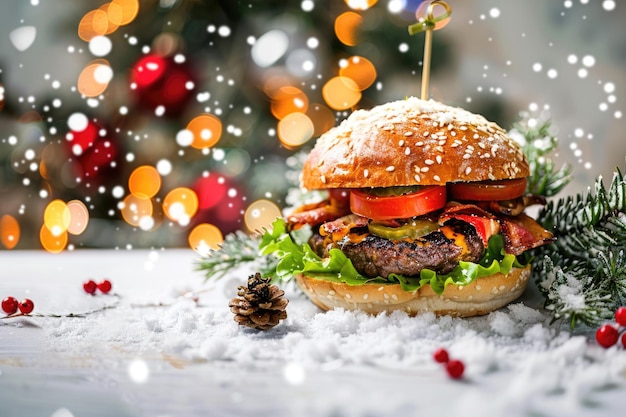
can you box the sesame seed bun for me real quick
[302,97,529,190]
[295,265,531,317]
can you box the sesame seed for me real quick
[404,131,414,137]
[463,154,471,159]
[364,169,369,178]
[423,131,430,137]
[414,174,421,182]
[460,125,468,131]
[415,141,424,146]
[450,131,457,137]
[420,167,429,172]
[405,147,411,155]
[386,165,395,172]
[465,166,472,175]
[321,175,326,183]
[425,159,434,165]
[399,139,405,146]
[433,174,441,182]
[436,155,442,164]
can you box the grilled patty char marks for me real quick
[308,220,485,278]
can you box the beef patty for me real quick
[309,220,485,278]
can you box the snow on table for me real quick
[0,249,624,417]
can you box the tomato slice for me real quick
[350,186,447,220]
[447,178,527,202]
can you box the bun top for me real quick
[301,97,529,190]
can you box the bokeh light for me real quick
[335,12,362,46]
[128,165,161,198]
[163,187,199,226]
[43,200,71,236]
[78,59,113,97]
[188,223,224,255]
[339,56,377,91]
[244,200,282,234]
[277,112,314,149]
[78,0,139,41]
[186,114,223,149]
[67,200,90,235]
[120,194,154,228]
[40,224,68,253]
[270,86,309,120]
[322,76,361,110]
[344,0,378,10]
[0,215,20,249]
[307,103,336,137]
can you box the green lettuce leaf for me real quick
[260,218,528,294]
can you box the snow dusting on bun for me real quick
[302,97,529,190]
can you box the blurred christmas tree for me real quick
[0,0,457,251]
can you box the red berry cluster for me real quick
[2,296,34,316]
[595,306,626,348]
[433,348,465,379]
[83,279,112,295]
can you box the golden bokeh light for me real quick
[111,0,140,26]
[339,56,377,91]
[67,200,90,235]
[163,187,199,225]
[40,224,68,253]
[77,59,112,97]
[270,86,309,120]
[322,76,362,110]
[43,200,71,236]
[128,165,161,198]
[120,194,154,227]
[78,9,110,41]
[77,0,139,41]
[307,103,336,137]
[277,112,314,149]
[0,215,20,249]
[188,223,224,255]
[335,11,362,46]
[244,200,282,234]
[187,114,223,149]
[344,0,378,10]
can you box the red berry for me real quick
[622,332,626,348]
[18,299,34,315]
[2,296,19,314]
[83,280,97,294]
[615,306,626,327]
[446,359,465,379]
[97,279,112,294]
[433,348,449,363]
[595,324,619,348]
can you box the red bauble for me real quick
[433,348,449,364]
[192,174,245,235]
[130,54,196,117]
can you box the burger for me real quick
[260,97,554,317]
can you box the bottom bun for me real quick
[295,265,531,317]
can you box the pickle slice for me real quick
[368,219,439,240]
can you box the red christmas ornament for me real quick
[65,117,120,186]
[192,174,246,235]
[130,54,196,117]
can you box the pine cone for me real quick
[228,273,288,330]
